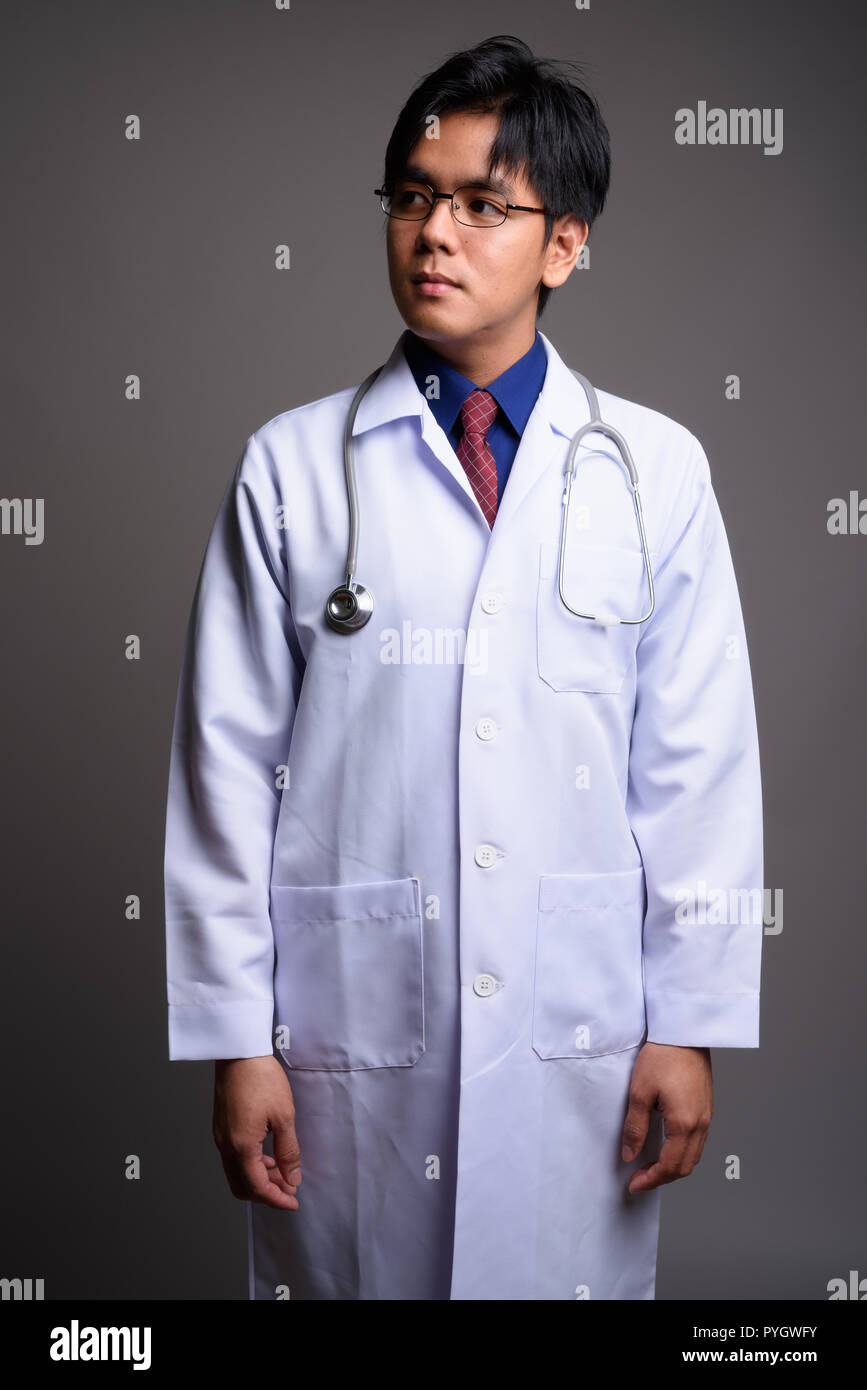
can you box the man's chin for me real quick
[398,300,475,343]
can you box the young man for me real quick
[164,35,763,1300]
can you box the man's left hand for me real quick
[620,1042,713,1193]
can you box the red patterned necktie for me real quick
[456,388,499,528]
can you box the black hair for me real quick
[381,34,611,318]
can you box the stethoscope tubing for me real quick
[326,363,655,633]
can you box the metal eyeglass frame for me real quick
[374,182,550,227]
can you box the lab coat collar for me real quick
[352,328,591,442]
[351,328,594,532]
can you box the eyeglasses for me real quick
[374,179,549,228]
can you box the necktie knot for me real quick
[460,388,499,439]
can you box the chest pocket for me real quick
[532,866,647,1059]
[270,876,425,1071]
[536,540,648,694]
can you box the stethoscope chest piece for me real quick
[325,582,374,634]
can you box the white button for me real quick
[474,843,499,868]
[474,717,498,741]
[481,592,503,614]
[473,973,497,997]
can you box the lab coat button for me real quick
[473,973,498,997]
[474,843,499,867]
[474,717,498,741]
[480,592,503,614]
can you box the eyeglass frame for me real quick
[374,180,550,227]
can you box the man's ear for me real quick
[541,214,588,290]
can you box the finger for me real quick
[679,1119,710,1175]
[262,1155,299,1194]
[628,1125,689,1192]
[621,1093,653,1161]
[238,1151,299,1210]
[262,1154,297,1181]
[271,1115,303,1189]
[220,1150,298,1207]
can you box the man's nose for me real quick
[415,197,459,245]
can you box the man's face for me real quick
[385,109,584,353]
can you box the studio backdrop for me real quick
[2,0,865,1300]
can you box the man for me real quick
[164,35,763,1300]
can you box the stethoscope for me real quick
[324,363,655,634]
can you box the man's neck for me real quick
[409,325,537,387]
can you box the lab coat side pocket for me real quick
[536,540,645,694]
[270,877,425,1071]
[532,866,647,1059]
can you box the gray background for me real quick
[2,0,864,1299]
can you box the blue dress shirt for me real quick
[402,328,548,503]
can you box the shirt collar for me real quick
[402,327,548,436]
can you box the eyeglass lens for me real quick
[382,180,507,226]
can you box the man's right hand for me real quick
[212,1055,302,1210]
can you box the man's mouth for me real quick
[412,272,460,296]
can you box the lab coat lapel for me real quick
[350,328,596,532]
[351,329,484,516]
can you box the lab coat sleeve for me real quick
[163,431,299,1061]
[626,434,764,1048]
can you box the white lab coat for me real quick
[164,328,763,1301]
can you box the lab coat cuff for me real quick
[168,999,275,1061]
[644,990,760,1048]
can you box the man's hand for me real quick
[620,1042,713,1193]
[212,1056,302,1210]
